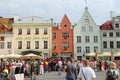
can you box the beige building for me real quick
[13,16,53,58]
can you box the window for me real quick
[85,46,90,53]
[35,28,39,34]
[117,41,120,48]
[18,41,22,49]
[0,37,4,41]
[44,41,48,49]
[64,24,67,27]
[27,28,30,35]
[52,43,56,49]
[82,26,86,32]
[18,28,22,35]
[77,46,81,53]
[103,41,107,48]
[0,42,4,49]
[77,36,81,43]
[116,32,120,37]
[110,41,114,48]
[115,23,119,28]
[89,26,93,31]
[35,41,39,49]
[94,46,98,52]
[94,36,98,43]
[85,36,90,42]
[103,32,107,37]
[62,42,69,50]
[62,32,69,39]
[85,19,89,24]
[44,28,48,34]
[109,32,113,37]
[53,32,56,39]
[7,42,11,49]
[26,41,30,49]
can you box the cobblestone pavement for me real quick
[25,71,106,80]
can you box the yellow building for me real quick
[13,16,53,58]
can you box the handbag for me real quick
[82,69,87,80]
[15,66,24,80]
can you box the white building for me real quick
[100,14,120,54]
[74,7,101,60]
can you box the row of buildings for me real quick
[0,7,120,60]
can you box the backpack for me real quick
[107,69,118,80]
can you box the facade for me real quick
[13,16,53,58]
[100,16,120,54]
[52,14,74,59]
[74,7,101,60]
[0,18,14,55]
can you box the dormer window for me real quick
[115,23,119,28]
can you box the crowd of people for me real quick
[0,58,120,80]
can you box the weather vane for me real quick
[84,0,87,7]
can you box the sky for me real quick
[0,0,120,25]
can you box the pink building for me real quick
[52,14,74,59]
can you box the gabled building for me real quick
[52,14,74,59]
[100,14,120,54]
[74,7,101,60]
[0,18,14,55]
[13,16,53,58]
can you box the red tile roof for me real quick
[100,20,113,30]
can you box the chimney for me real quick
[110,11,115,19]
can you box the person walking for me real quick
[58,58,63,75]
[105,62,119,80]
[78,60,96,80]
[66,58,77,80]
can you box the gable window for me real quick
[117,41,120,48]
[64,24,67,27]
[110,41,114,48]
[18,28,22,35]
[27,28,30,35]
[0,42,4,49]
[18,41,22,49]
[44,28,48,34]
[77,36,81,43]
[82,26,86,32]
[115,23,119,28]
[85,36,90,42]
[109,32,113,37]
[35,28,39,34]
[103,41,107,48]
[89,26,93,31]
